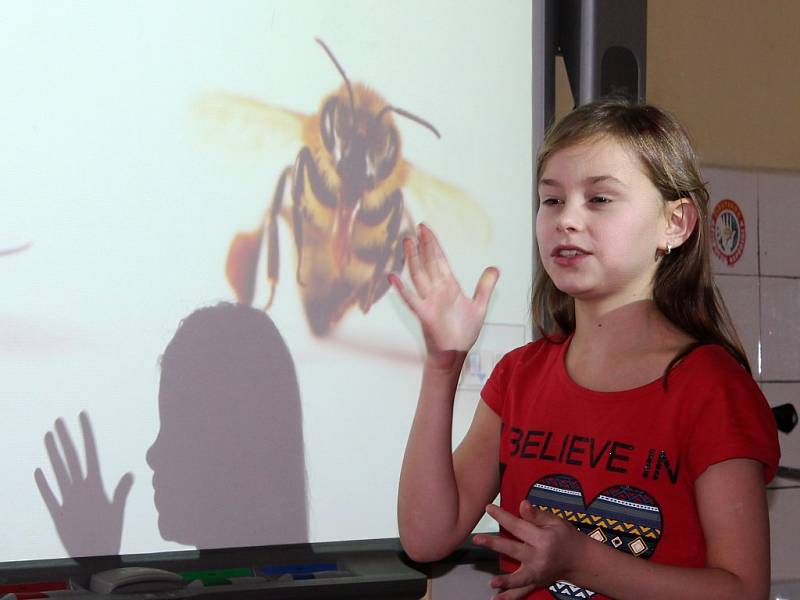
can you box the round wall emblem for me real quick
[711,199,746,266]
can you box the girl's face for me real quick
[536,135,668,308]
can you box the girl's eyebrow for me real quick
[538,178,560,187]
[586,175,625,185]
[538,174,625,187]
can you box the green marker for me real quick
[179,567,254,586]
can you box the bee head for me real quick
[318,87,400,191]
[315,38,441,191]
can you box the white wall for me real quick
[707,167,800,581]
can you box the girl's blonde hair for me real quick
[532,99,750,375]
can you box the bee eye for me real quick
[376,127,399,181]
[320,98,338,153]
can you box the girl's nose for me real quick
[555,200,582,232]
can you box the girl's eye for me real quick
[541,197,560,206]
[590,196,611,204]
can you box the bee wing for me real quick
[191,91,305,160]
[404,162,492,244]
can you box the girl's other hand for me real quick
[473,501,585,599]
[388,223,498,368]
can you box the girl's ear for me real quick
[664,197,698,249]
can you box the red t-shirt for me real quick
[481,337,779,600]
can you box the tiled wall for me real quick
[706,167,800,581]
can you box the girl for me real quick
[391,100,779,600]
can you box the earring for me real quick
[665,241,672,255]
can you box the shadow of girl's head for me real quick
[146,302,307,547]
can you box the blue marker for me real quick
[258,562,339,580]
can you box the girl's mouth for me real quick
[552,245,590,256]
[551,245,591,265]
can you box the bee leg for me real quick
[359,190,406,313]
[369,208,413,308]
[291,148,312,289]
[292,146,339,289]
[226,228,263,306]
[362,229,407,313]
[292,198,305,288]
[265,166,292,310]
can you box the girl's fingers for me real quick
[519,500,561,527]
[388,273,421,315]
[496,567,538,592]
[485,503,516,526]
[485,504,544,548]
[473,266,499,309]
[45,430,70,498]
[418,223,450,280]
[112,472,135,510]
[34,467,60,514]
[472,533,526,563]
[495,583,538,600]
[80,411,100,481]
[491,573,511,590]
[55,418,82,482]
[404,236,431,298]
[489,558,540,598]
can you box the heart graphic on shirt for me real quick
[526,474,662,600]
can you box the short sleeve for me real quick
[683,348,780,484]
[480,344,532,416]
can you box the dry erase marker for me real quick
[0,593,93,600]
[0,581,68,599]
[0,583,68,594]
[258,561,338,579]
[179,568,254,586]
[304,570,353,579]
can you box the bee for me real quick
[197,38,489,336]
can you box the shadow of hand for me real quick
[33,411,134,556]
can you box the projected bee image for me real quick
[198,39,488,337]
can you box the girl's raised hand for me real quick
[388,223,499,363]
[473,501,585,599]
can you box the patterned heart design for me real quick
[527,474,662,600]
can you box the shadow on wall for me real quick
[35,302,308,556]
[147,302,308,548]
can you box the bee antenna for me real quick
[315,38,357,121]
[377,106,441,139]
